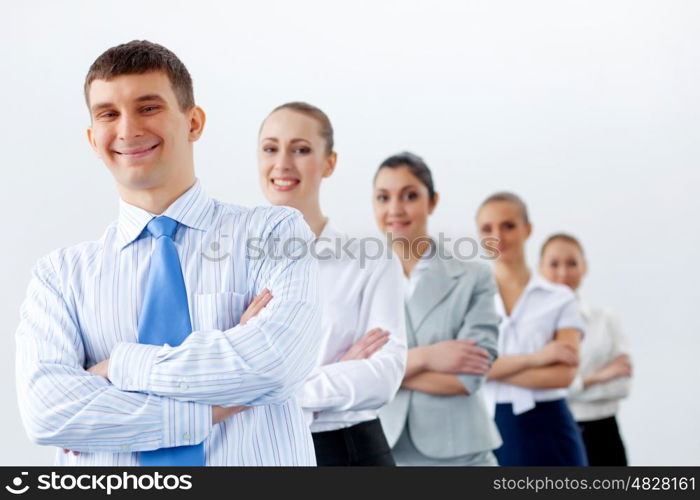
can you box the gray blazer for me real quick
[379,248,502,458]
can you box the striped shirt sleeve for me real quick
[108,210,322,407]
[15,255,212,453]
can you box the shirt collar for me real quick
[314,219,344,257]
[527,274,557,293]
[116,179,215,249]
[576,296,591,320]
[416,238,439,273]
[414,252,432,273]
[495,272,551,318]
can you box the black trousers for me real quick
[577,415,628,466]
[312,419,396,466]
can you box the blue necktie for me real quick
[138,216,205,466]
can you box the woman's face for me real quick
[258,109,335,210]
[539,239,587,291]
[476,201,531,263]
[373,166,437,244]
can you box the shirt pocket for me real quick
[193,292,246,331]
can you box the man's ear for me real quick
[188,106,206,142]
[322,152,338,178]
[86,127,100,157]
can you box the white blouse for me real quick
[484,274,585,415]
[296,221,408,432]
[567,300,631,422]
[403,251,431,301]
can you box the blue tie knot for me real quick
[146,216,179,240]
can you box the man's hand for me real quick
[85,291,274,381]
[424,339,491,375]
[212,405,250,424]
[61,405,251,456]
[240,289,272,325]
[78,293,260,454]
[339,328,390,361]
[88,358,110,379]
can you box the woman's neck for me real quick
[297,200,327,237]
[393,233,431,277]
[494,259,531,288]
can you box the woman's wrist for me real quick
[527,351,544,368]
[416,346,431,371]
[583,372,602,388]
[407,346,430,374]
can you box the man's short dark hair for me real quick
[84,40,194,111]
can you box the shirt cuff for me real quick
[297,366,346,412]
[456,373,484,395]
[108,342,160,392]
[161,397,212,448]
[568,373,584,395]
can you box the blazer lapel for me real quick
[406,255,463,333]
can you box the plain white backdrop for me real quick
[1,0,698,465]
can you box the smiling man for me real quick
[15,40,321,466]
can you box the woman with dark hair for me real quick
[374,152,502,466]
[540,234,631,466]
[478,193,588,466]
[256,102,407,466]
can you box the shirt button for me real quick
[121,444,130,452]
[179,381,188,391]
[125,378,133,387]
[183,432,191,442]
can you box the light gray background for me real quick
[1,0,698,465]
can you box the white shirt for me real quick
[404,251,431,301]
[484,274,585,415]
[567,300,631,421]
[15,180,321,465]
[297,222,407,433]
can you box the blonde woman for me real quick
[256,102,407,466]
[478,192,587,466]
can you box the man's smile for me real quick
[113,141,161,158]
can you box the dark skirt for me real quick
[494,399,588,466]
[577,415,628,466]
[312,418,396,466]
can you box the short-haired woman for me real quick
[540,233,631,466]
